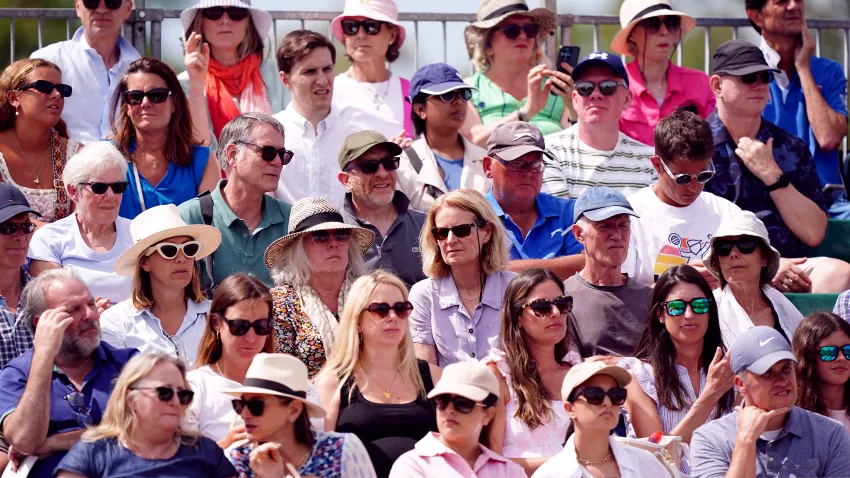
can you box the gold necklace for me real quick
[12,133,49,185]
[577,451,614,466]
[363,368,400,399]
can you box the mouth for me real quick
[384,328,400,333]
[372,184,392,190]
[774,389,792,397]
[832,366,849,372]
[680,324,699,330]
[442,419,459,426]
[46,105,60,111]
[545,322,563,329]
[599,410,614,418]
[244,423,257,431]
[314,88,330,95]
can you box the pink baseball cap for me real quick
[331,0,406,48]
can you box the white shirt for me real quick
[99,297,211,368]
[623,188,743,286]
[532,435,670,478]
[186,365,243,443]
[331,72,405,140]
[273,105,358,209]
[828,409,850,436]
[27,213,133,304]
[31,27,140,143]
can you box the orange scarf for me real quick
[205,53,271,137]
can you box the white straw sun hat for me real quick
[610,0,696,56]
[180,0,273,42]
[703,210,781,282]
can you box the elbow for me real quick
[815,132,844,153]
[6,431,39,456]
[802,215,828,247]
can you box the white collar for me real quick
[759,37,782,70]
[282,103,338,132]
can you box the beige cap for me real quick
[560,361,632,402]
[427,361,500,402]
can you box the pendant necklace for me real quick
[12,133,49,185]
[371,74,392,110]
[364,368,400,399]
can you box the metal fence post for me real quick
[132,0,146,56]
[545,0,557,64]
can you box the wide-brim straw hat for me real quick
[703,210,781,282]
[464,0,556,38]
[263,197,375,271]
[330,0,407,48]
[113,204,221,277]
[180,0,273,42]
[611,0,696,56]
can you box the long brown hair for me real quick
[195,273,274,368]
[186,11,264,61]
[110,57,197,167]
[0,58,69,137]
[793,312,850,416]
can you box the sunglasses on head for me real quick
[431,222,481,241]
[134,386,194,405]
[662,298,711,316]
[738,71,774,85]
[639,15,682,34]
[341,19,384,36]
[16,80,72,98]
[714,238,759,257]
[124,88,171,106]
[365,301,414,320]
[659,159,715,186]
[432,89,473,103]
[575,79,628,97]
[0,222,36,235]
[431,394,487,414]
[144,241,202,260]
[82,0,122,10]
[80,181,129,195]
[499,23,539,40]
[493,156,546,174]
[345,157,400,175]
[237,141,294,165]
[310,229,352,245]
[522,295,573,317]
[219,316,272,336]
[201,6,249,22]
[819,345,850,362]
[572,386,627,406]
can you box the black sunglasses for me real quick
[341,19,383,36]
[639,15,682,34]
[237,141,294,165]
[499,23,539,40]
[431,222,481,241]
[310,229,352,245]
[493,156,546,174]
[431,394,487,414]
[575,79,627,97]
[345,157,400,174]
[365,301,414,320]
[714,238,759,256]
[659,159,715,186]
[232,397,285,416]
[219,316,272,336]
[133,386,194,405]
[201,6,249,22]
[522,296,573,317]
[82,0,122,10]
[662,298,711,316]
[433,89,473,103]
[819,345,850,362]
[124,88,171,106]
[0,222,36,235]
[16,80,72,98]
[739,71,774,85]
[572,386,627,406]
[80,181,129,195]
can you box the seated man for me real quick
[691,326,850,477]
[483,121,584,280]
[566,186,651,358]
[543,51,656,200]
[624,109,742,287]
[706,39,850,294]
[338,130,426,289]
[0,268,137,477]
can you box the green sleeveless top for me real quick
[467,72,565,136]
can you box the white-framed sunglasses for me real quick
[144,241,202,260]
[658,158,716,186]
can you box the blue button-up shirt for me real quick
[0,268,34,369]
[705,112,827,258]
[30,27,140,143]
[485,190,583,260]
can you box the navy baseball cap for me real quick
[573,186,639,223]
[731,326,798,375]
[0,183,40,223]
[572,51,630,87]
[408,63,475,102]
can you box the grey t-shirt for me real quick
[565,273,652,358]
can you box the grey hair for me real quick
[18,267,82,334]
[62,141,129,189]
[216,112,286,170]
[270,235,365,287]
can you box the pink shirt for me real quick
[389,432,527,478]
[619,60,715,146]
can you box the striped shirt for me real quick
[542,125,656,200]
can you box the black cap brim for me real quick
[714,64,781,76]
[0,205,41,224]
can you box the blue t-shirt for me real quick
[433,152,464,191]
[119,143,210,219]
[55,436,236,477]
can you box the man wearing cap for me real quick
[705,39,850,294]
[543,51,656,201]
[338,130,426,289]
[565,186,652,358]
[691,326,850,477]
[483,122,584,280]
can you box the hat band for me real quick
[292,211,345,234]
[243,378,307,398]
[483,3,529,21]
[630,3,672,24]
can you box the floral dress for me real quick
[271,284,329,378]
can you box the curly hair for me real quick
[792,312,850,416]
[465,18,550,72]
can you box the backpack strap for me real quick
[199,191,215,292]
[400,77,414,139]
[404,146,445,200]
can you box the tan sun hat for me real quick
[703,210,781,283]
[610,0,696,56]
[464,0,556,38]
[427,360,500,402]
[560,361,632,402]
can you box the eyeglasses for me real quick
[310,229,352,245]
[219,316,272,336]
[430,222,480,241]
[738,71,773,85]
[133,386,195,405]
[432,89,473,103]
[713,238,759,257]
[16,80,72,98]
[82,0,122,10]
[80,181,129,195]
[341,19,384,36]
[522,296,573,317]
[124,88,171,106]
[144,241,202,260]
[493,156,546,174]
[638,15,682,34]
[572,386,628,406]
[499,23,539,40]
[365,301,414,320]
[662,298,711,316]
[344,157,400,174]
[431,394,487,414]
[201,6,249,21]
[819,345,850,362]
[0,222,36,235]
[237,141,294,165]
[65,391,94,428]
[574,79,628,97]
[658,159,715,186]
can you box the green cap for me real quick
[338,130,403,171]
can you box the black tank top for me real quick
[335,360,437,478]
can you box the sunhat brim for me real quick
[561,364,633,401]
[703,232,781,282]
[464,8,556,35]
[113,225,222,277]
[221,386,327,418]
[427,382,490,402]
[611,9,696,56]
[263,222,376,271]
[180,1,273,43]
[331,12,407,47]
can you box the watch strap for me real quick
[766,174,790,192]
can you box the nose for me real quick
[94,0,110,12]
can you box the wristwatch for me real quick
[766,174,790,192]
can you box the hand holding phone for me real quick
[551,46,580,95]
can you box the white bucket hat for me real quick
[113,204,221,277]
[180,0,273,43]
[427,361,501,402]
[703,210,781,282]
[464,0,556,37]
[330,0,407,48]
[610,0,696,56]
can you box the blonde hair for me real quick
[315,271,425,403]
[465,17,550,73]
[420,189,510,279]
[82,353,200,445]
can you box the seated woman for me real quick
[704,210,804,348]
[264,197,374,378]
[111,57,220,219]
[462,0,574,147]
[532,362,670,478]
[390,361,526,478]
[409,189,514,367]
[611,0,713,145]
[186,273,273,447]
[225,353,376,478]
[316,270,442,478]
[0,58,83,223]
[100,204,221,368]
[55,353,237,477]
[28,142,134,304]
[486,268,579,476]
[792,311,850,435]
[396,63,490,212]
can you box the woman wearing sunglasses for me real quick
[263,197,375,378]
[55,353,237,477]
[111,57,220,220]
[0,58,83,223]
[611,0,713,146]
[792,312,850,435]
[100,204,221,368]
[705,210,803,349]
[316,270,441,478]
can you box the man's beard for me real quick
[59,324,101,360]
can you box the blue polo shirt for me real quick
[0,343,137,478]
[486,190,584,260]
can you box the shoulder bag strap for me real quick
[405,146,445,200]
[50,131,70,220]
[131,163,147,212]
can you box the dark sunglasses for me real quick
[714,238,759,257]
[639,15,682,34]
[365,301,414,320]
[433,89,473,103]
[82,0,122,10]
[431,394,487,414]
[819,345,850,362]
[499,23,539,40]
[144,241,202,260]
[572,386,627,406]
[201,6,249,22]
[662,298,711,316]
[124,88,171,106]
[237,141,294,165]
[493,156,546,174]
[345,157,400,174]
[133,386,194,405]
[341,19,384,36]
[431,222,480,241]
[310,229,352,245]
[0,222,36,235]
[231,397,290,416]
[522,296,573,317]
[739,71,774,85]
[659,159,715,186]
[219,316,272,336]
[80,181,129,195]
[575,79,628,97]
[16,80,72,98]
[65,391,94,428]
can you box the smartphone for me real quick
[552,46,581,95]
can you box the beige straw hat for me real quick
[610,0,696,56]
[464,0,556,36]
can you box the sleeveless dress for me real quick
[335,360,437,478]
